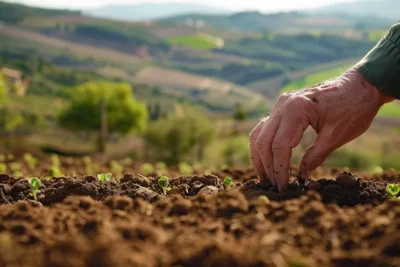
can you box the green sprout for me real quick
[0,163,6,173]
[141,163,154,176]
[158,176,171,195]
[10,162,22,177]
[110,160,123,173]
[122,157,133,166]
[48,166,63,178]
[258,195,270,203]
[51,154,60,167]
[156,162,167,171]
[29,177,41,201]
[23,153,38,169]
[224,176,232,190]
[98,173,112,183]
[179,162,193,175]
[386,184,400,200]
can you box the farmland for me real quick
[167,34,218,50]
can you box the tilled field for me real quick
[0,168,400,267]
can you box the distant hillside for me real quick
[160,10,392,31]
[89,3,230,21]
[0,1,80,23]
[312,0,399,21]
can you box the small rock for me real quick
[336,173,359,189]
[198,186,219,195]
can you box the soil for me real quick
[0,169,399,266]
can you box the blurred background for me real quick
[0,0,399,174]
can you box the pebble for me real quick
[198,186,219,195]
[336,173,359,189]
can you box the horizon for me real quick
[3,0,362,12]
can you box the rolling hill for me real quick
[89,3,230,21]
[160,10,392,31]
[311,0,400,21]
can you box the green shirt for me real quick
[355,23,400,98]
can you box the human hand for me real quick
[249,69,393,191]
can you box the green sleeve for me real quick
[355,23,400,99]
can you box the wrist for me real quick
[351,68,394,104]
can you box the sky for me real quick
[3,0,360,11]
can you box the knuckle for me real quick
[272,140,288,151]
[249,128,260,143]
[254,138,268,152]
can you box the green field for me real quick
[281,64,400,118]
[167,35,217,50]
[281,64,353,93]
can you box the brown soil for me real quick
[0,169,399,266]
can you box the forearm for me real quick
[355,23,400,99]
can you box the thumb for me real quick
[297,133,335,180]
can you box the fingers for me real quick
[255,116,281,186]
[272,116,308,191]
[249,119,268,182]
[297,132,335,180]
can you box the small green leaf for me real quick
[105,173,112,181]
[386,184,400,199]
[224,176,232,189]
[97,173,113,183]
[158,176,169,187]
[28,177,41,201]
[158,176,170,195]
[97,173,106,182]
[29,177,41,191]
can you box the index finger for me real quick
[271,115,309,191]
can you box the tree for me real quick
[233,104,249,122]
[59,81,147,152]
[144,106,215,164]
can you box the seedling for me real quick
[179,162,193,175]
[142,163,154,175]
[258,195,270,203]
[156,162,167,171]
[48,166,63,178]
[51,154,60,167]
[10,162,22,177]
[0,163,6,173]
[98,173,113,183]
[29,177,41,201]
[224,176,232,190]
[158,176,171,195]
[386,184,400,200]
[23,153,37,169]
[110,160,123,173]
[122,157,133,166]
